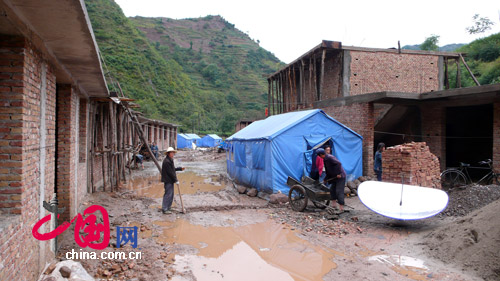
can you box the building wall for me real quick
[56,85,79,222]
[322,52,343,100]
[348,51,441,95]
[420,104,446,170]
[322,102,374,176]
[494,102,500,173]
[0,35,57,281]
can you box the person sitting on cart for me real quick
[317,149,346,212]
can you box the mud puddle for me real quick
[124,171,225,198]
[154,219,339,281]
[368,255,429,280]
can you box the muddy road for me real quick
[56,149,495,281]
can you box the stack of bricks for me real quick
[382,142,441,189]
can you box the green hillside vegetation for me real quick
[448,33,500,88]
[84,0,284,135]
[402,43,465,52]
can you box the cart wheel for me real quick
[313,200,330,209]
[289,185,308,212]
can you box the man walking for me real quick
[161,147,184,214]
[317,149,346,212]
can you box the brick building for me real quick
[137,115,178,151]
[268,40,500,177]
[0,0,177,279]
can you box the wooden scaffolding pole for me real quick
[319,49,326,100]
[267,79,271,116]
[459,54,480,86]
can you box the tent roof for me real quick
[204,134,222,139]
[185,133,201,139]
[227,109,362,141]
[178,133,192,139]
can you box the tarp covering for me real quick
[199,134,223,147]
[226,109,363,194]
[177,133,194,149]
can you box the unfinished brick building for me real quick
[268,40,500,178]
[0,0,177,279]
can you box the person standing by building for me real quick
[161,147,184,214]
[318,150,346,212]
[374,142,385,181]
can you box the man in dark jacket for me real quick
[161,147,184,214]
[318,150,346,212]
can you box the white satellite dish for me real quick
[358,181,448,220]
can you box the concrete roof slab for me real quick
[1,0,108,97]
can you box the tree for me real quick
[420,35,440,51]
[466,14,495,34]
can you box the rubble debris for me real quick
[44,263,57,275]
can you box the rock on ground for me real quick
[39,260,94,281]
[269,193,288,204]
[247,188,258,197]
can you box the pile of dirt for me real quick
[422,198,500,280]
[440,184,500,217]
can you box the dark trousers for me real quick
[374,170,382,181]
[330,177,346,206]
[162,182,174,211]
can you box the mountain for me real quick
[84,0,284,135]
[402,43,466,52]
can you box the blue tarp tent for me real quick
[226,109,363,194]
[184,133,201,146]
[177,133,195,149]
[200,134,223,147]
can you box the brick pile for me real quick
[382,142,441,189]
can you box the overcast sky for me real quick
[114,0,499,63]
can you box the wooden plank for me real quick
[299,60,304,108]
[309,56,313,104]
[313,53,318,100]
[274,76,283,114]
[267,79,271,116]
[288,68,293,110]
[456,58,461,88]
[293,67,297,111]
[90,102,96,193]
[99,105,107,192]
[459,54,480,86]
[319,49,326,100]
[270,78,275,115]
[444,57,449,89]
